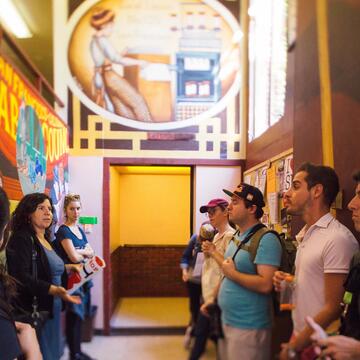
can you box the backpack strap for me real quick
[246,229,281,263]
[231,223,267,262]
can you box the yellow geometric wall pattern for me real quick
[69,95,243,160]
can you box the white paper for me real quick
[256,166,268,195]
[267,192,279,224]
[192,252,205,278]
[244,174,251,185]
[140,63,172,81]
[67,255,106,294]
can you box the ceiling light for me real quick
[0,0,32,38]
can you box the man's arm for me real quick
[201,281,222,317]
[288,273,346,351]
[222,258,277,294]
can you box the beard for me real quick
[286,197,312,216]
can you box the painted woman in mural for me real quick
[90,8,152,122]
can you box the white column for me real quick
[52,0,68,122]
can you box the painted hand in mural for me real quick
[89,8,152,122]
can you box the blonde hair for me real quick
[63,193,81,216]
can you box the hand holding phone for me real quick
[306,316,332,359]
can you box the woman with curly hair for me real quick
[5,192,81,360]
[0,188,44,360]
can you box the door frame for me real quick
[102,157,242,334]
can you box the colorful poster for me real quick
[282,155,294,193]
[0,54,69,223]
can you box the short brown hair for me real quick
[297,162,339,207]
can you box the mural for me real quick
[16,104,47,194]
[66,0,242,131]
[0,54,69,223]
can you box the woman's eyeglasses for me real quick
[206,208,219,217]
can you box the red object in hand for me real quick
[67,272,81,290]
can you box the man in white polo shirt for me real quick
[274,163,359,359]
[313,170,360,359]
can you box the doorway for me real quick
[107,165,192,332]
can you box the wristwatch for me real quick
[287,346,298,359]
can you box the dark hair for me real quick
[353,170,360,183]
[244,199,264,219]
[297,162,339,207]
[0,187,10,244]
[7,193,55,241]
[0,187,17,303]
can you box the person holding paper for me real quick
[55,194,95,360]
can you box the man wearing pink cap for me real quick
[188,198,235,360]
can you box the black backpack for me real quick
[340,252,360,340]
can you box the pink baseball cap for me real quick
[199,198,229,214]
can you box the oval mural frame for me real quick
[65,0,241,131]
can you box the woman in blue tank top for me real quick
[55,194,95,360]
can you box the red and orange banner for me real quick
[0,54,68,204]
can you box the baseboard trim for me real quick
[93,326,186,336]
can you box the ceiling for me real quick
[8,0,54,84]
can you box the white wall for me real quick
[68,156,104,329]
[194,166,241,231]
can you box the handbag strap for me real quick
[30,237,39,318]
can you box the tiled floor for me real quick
[61,297,217,359]
[110,297,189,328]
[61,334,216,360]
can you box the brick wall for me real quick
[111,245,188,303]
